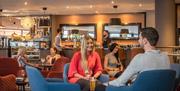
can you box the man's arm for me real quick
[108,54,142,87]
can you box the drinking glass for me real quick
[41,58,46,64]
[90,77,96,91]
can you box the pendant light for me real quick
[109,5,121,26]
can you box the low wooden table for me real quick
[38,64,53,70]
[16,80,28,91]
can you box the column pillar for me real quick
[155,0,175,46]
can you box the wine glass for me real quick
[41,58,46,64]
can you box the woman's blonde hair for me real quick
[17,47,26,56]
[80,36,95,74]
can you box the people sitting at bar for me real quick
[103,30,111,48]
[103,27,170,88]
[68,36,105,91]
[46,47,61,64]
[104,43,124,78]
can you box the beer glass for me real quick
[90,77,96,91]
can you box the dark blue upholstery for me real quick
[171,64,180,80]
[63,63,109,83]
[170,64,180,91]
[25,65,81,91]
[63,63,70,83]
[106,70,176,91]
[46,78,64,82]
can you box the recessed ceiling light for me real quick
[95,11,99,14]
[90,5,93,8]
[66,6,70,9]
[138,3,142,7]
[111,1,114,4]
[24,2,28,6]
[124,22,128,25]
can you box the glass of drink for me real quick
[41,58,46,64]
[90,77,96,91]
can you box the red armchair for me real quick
[41,56,70,78]
[0,57,22,77]
[0,74,17,91]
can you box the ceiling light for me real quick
[66,6,70,9]
[95,11,99,14]
[109,18,121,26]
[21,17,35,29]
[138,3,142,7]
[124,22,128,25]
[90,5,93,8]
[111,1,114,4]
[24,2,28,6]
[43,7,47,11]
[109,4,121,26]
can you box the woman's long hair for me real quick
[109,43,120,63]
[80,36,95,74]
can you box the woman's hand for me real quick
[112,68,120,71]
[83,75,91,80]
[46,56,52,64]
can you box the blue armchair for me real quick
[170,64,180,91]
[106,70,176,91]
[63,63,109,83]
[25,65,81,91]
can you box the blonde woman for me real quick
[13,47,28,67]
[13,47,38,68]
[68,36,105,91]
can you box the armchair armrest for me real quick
[47,83,81,91]
[106,85,130,91]
[99,74,109,83]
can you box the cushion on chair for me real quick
[0,74,17,91]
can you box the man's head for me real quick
[138,27,159,47]
[103,30,110,38]
[57,28,62,34]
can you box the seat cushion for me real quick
[0,74,17,91]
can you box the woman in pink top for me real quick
[68,36,105,91]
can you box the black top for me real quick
[103,38,111,48]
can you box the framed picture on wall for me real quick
[37,18,51,28]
